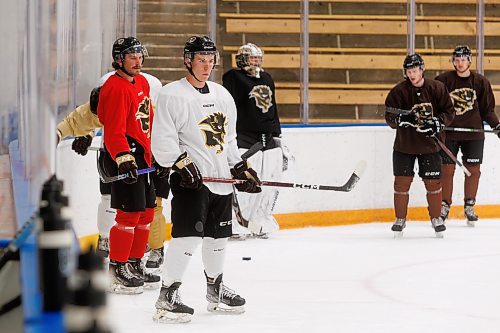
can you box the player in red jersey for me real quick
[98,37,162,294]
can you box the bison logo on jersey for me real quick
[450,88,476,115]
[411,103,434,125]
[249,85,273,113]
[199,112,227,154]
[135,97,151,137]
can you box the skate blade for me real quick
[153,309,192,324]
[144,281,161,290]
[434,231,445,238]
[466,220,476,227]
[108,283,143,295]
[207,302,245,314]
[145,266,163,275]
[229,234,248,241]
[393,231,404,239]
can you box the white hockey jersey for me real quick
[152,78,241,195]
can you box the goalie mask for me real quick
[236,43,264,78]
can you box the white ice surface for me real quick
[108,219,500,333]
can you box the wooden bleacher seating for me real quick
[218,1,500,120]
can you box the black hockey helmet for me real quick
[452,45,472,62]
[403,53,425,70]
[112,37,148,62]
[183,36,218,63]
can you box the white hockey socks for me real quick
[202,237,227,279]
[162,237,201,287]
[97,194,116,237]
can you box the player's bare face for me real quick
[406,67,424,87]
[190,53,215,81]
[453,57,471,76]
[122,53,143,76]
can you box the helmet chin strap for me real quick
[186,61,213,83]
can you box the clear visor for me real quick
[123,45,149,57]
[185,51,220,66]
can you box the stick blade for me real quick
[341,160,367,192]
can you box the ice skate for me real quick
[431,217,446,238]
[391,218,406,238]
[146,246,164,270]
[205,272,245,314]
[96,234,109,258]
[464,199,478,227]
[109,260,144,294]
[440,201,450,223]
[129,258,161,289]
[230,220,251,241]
[153,282,194,324]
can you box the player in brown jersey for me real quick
[385,54,455,238]
[435,45,500,227]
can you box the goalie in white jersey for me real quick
[151,36,262,323]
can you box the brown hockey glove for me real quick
[416,117,445,137]
[116,153,138,184]
[396,113,418,128]
[71,135,93,156]
[231,161,262,193]
[172,152,203,190]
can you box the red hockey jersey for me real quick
[98,73,153,166]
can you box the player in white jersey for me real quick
[151,36,261,323]
[57,69,169,269]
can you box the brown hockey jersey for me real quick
[385,78,455,154]
[435,70,499,141]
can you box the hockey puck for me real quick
[242,257,251,261]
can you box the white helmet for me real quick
[236,43,264,78]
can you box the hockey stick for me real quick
[445,127,499,134]
[206,160,367,192]
[0,215,37,271]
[231,141,265,229]
[386,108,472,176]
[96,142,266,184]
[432,137,471,177]
[97,167,156,183]
[385,106,412,116]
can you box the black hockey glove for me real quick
[416,117,445,137]
[231,161,262,193]
[71,135,93,156]
[172,152,203,190]
[154,162,170,179]
[396,113,418,128]
[494,124,500,139]
[116,153,138,184]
